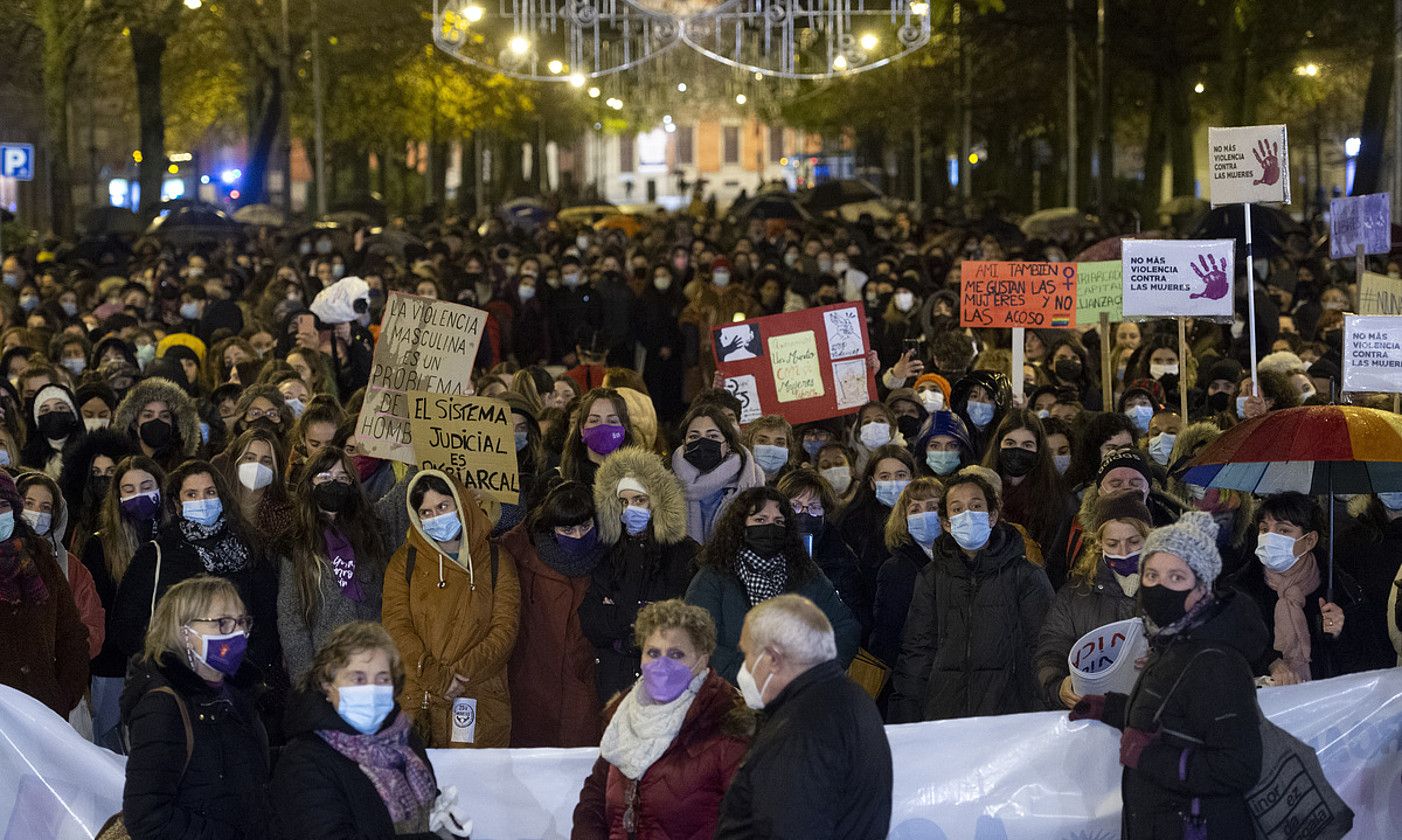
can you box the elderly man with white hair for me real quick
[714,594,892,840]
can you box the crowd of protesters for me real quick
[0,191,1396,839]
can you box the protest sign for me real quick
[713,302,875,426]
[1208,124,1291,205]
[1359,271,1402,316]
[408,391,519,504]
[1330,193,1392,259]
[1074,260,1122,322]
[1342,315,1402,393]
[355,292,486,463]
[958,261,1078,329]
[1121,239,1235,318]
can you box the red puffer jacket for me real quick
[570,669,754,840]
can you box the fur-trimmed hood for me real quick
[112,377,201,459]
[593,446,687,546]
[57,428,138,518]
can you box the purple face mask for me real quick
[188,629,248,677]
[1104,551,1141,577]
[641,656,695,704]
[119,491,161,523]
[581,423,626,456]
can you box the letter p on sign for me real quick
[1,145,34,181]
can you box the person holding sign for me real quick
[583,447,698,701]
[1035,491,1149,710]
[381,470,520,748]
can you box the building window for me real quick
[769,125,785,162]
[723,126,740,164]
[676,126,694,164]
[620,136,634,173]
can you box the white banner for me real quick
[1342,315,1402,393]
[1122,239,1236,318]
[1209,124,1292,206]
[1,670,1399,839]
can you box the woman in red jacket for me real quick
[571,599,753,840]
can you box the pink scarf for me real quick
[317,711,436,827]
[1264,551,1321,683]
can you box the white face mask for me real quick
[919,391,944,412]
[1148,432,1177,466]
[84,417,111,432]
[1255,531,1302,573]
[1149,362,1179,380]
[820,465,852,495]
[737,652,772,709]
[237,461,274,492]
[859,421,892,448]
[893,291,916,312]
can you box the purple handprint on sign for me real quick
[1252,138,1280,187]
[1189,253,1229,300]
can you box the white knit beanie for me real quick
[1141,510,1222,587]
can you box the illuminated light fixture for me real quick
[547,59,564,74]
[735,93,747,105]
[662,114,673,123]
[220,168,242,185]
[508,35,530,56]
[779,156,789,165]
[1194,82,1205,94]
[831,55,848,71]
[606,97,624,110]
[463,4,484,22]
[753,71,763,80]
[587,86,601,98]
[859,32,878,51]
[911,1,929,14]
[1345,137,1362,157]
[677,82,687,92]
[132,150,143,163]
[183,0,201,8]
[1294,62,1320,77]
[229,189,241,200]
[568,73,586,88]
[169,152,193,162]
[167,164,179,174]
[200,175,210,184]
[665,123,676,133]
[968,152,979,164]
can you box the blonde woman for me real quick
[121,575,272,839]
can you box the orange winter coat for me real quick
[381,469,520,748]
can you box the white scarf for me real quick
[598,669,707,780]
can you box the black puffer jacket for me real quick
[1034,562,1138,709]
[869,541,931,668]
[272,688,439,840]
[889,523,1054,722]
[808,524,867,634]
[1101,592,1269,840]
[120,655,273,840]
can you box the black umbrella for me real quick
[330,193,387,226]
[364,228,426,261]
[734,194,809,221]
[80,206,143,237]
[802,179,882,213]
[146,204,242,247]
[1190,204,1303,259]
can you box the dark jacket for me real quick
[684,565,860,685]
[579,534,697,700]
[271,688,438,840]
[1335,513,1402,671]
[571,670,752,840]
[1102,593,1268,840]
[832,493,893,635]
[120,655,273,840]
[889,523,1054,722]
[0,546,88,715]
[714,660,892,840]
[1034,563,1138,709]
[501,524,601,748]
[869,541,931,668]
[809,525,867,636]
[635,287,687,423]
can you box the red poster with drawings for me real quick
[711,302,877,426]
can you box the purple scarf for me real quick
[324,527,364,603]
[317,712,436,825]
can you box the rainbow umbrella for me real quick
[1183,405,1402,598]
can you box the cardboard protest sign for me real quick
[408,391,520,503]
[712,302,876,426]
[1342,315,1402,393]
[1330,193,1392,259]
[1121,239,1235,318]
[1208,124,1291,206]
[355,292,486,463]
[958,261,1078,329]
[1075,261,1123,322]
[1360,271,1402,316]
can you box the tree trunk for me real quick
[1224,14,1259,126]
[41,63,74,236]
[1353,16,1394,196]
[429,141,449,219]
[1140,75,1167,221]
[350,148,370,194]
[130,28,168,214]
[1167,66,1195,199]
[243,68,282,206]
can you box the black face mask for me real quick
[683,437,725,473]
[743,523,788,557]
[247,417,281,438]
[1054,359,1082,381]
[896,414,922,441]
[1140,583,1191,627]
[794,512,824,538]
[138,418,175,450]
[1207,391,1231,413]
[313,481,354,513]
[88,473,111,502]
[37,411,77,440]
[999,447,1037,478]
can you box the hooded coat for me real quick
[889,522,1054,722]
[22,471,105,659]
[571,670,753,840]
[58,428,137,555]
[112,377,202,471]
[1100,593,1269,840]
[381,469,520,748]
[584,448,698,699]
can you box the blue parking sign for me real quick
[1,144,34,181]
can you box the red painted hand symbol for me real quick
[1252,139,1280,187]
[1189,253,1229,301]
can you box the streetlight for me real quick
[735,93,747,105]
[183,0,201,8]
[859,32,878,51]
[1294,62,1320,77]
[568,73,586,88]
[910,1,929,14]
[508,35,530,56]
[1193,82,1205,94]
[463,4,484,22]
[547,59,564,74]
[1294,63,1324,213]
[587,86,600,98]
[832,55,848,71]
[676,82,687,92]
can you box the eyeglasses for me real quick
[313,472,353,486]
[190,615,253,634]
[791,501,824,517]
[244,408,280,422]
